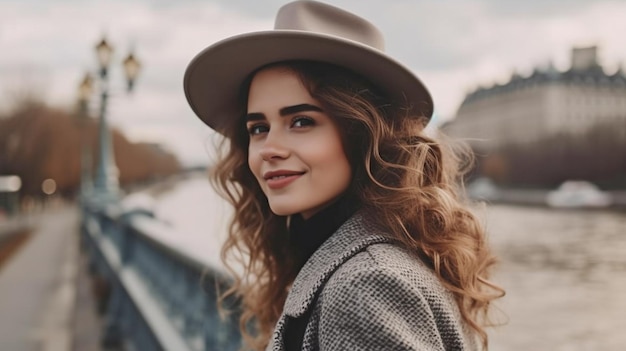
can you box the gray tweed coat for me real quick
[266,212,477,351]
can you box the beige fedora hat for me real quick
[184,0,433,133]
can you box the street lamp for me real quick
[90,36,141,202]
[123,53,141,92]
[79,73,94,101]
[77,73,94,198]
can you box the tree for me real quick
[0,102,181,198]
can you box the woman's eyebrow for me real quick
[279,103,323,116]
[245,112,265,122]
[245,103,323,122]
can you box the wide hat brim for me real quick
[184,30,434,134]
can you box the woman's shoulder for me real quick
[328,242,449,294]
[321,241,460,315]
[316,242,474,350]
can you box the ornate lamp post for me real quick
[77,73,94,198]
[90,37,141,202]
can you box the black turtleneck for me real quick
[288,192,361,265]
[284,192,361,350]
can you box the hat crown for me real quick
[274,0,385,51]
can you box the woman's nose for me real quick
[259,131,290,161]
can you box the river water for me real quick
[140,176,626,350]
[485,205,626,350]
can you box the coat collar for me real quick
[282,210,393,317]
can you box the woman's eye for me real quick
[292,116,315,128]
[247,124,269,135]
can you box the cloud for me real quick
[485,0,626,17]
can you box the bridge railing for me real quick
[81,201,242,351]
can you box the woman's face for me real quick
[246,66,352,219]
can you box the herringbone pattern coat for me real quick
[266,212,477,351]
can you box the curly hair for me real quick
[209,61,504,350]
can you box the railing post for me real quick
[102,282,124,348]
[203,274,242,351]
[119,212,138,265]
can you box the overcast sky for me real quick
[2,0,625,166]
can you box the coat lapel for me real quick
[282,211,392,317]
[267,211,394,350]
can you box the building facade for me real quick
[446,46,626,151]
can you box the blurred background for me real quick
[1,0,625,350]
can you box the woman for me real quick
[184,1,504,350]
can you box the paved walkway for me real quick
[0,206,82,351]
[71,251,103,351]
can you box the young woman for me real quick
[184,1,504,350]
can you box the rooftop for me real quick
[460,46,626,107]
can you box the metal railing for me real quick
[81,201,242,351]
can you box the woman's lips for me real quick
[264,170,305,189]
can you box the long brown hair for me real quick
[210,61,504,350]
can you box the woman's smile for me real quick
[263,170,306,189]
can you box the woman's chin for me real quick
[268,204,300,217]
